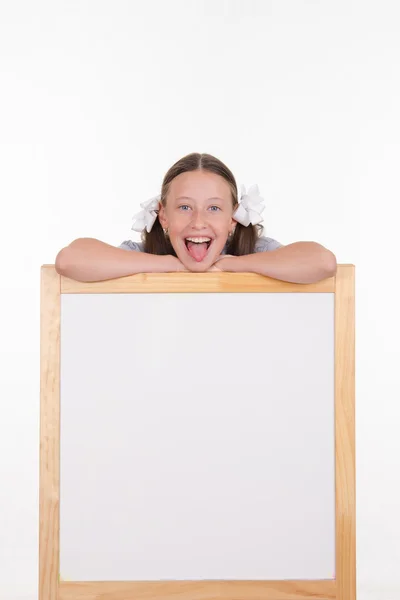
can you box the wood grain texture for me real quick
[39,267,61,600]
[335,265,356,600]
[59,579,336,600]
[53,268,336,294]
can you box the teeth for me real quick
[186,237,211,243]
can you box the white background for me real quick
[0,1,399,598]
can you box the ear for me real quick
[158,204,168,229]
[229,217,237,235]
[229,203,238,233]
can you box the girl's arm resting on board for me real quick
[55,237,186,282]
[215,242,337,284]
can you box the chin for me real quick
[184,260,213,273]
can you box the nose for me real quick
[190,208,207,229]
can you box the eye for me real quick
[209,205,221,212]
[178,204,191,211]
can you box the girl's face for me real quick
[158,170,237,272]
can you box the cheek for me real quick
[211,237,228,256]
[168,235,187,261]
[217,214,233,230]
[215,220,232,240]
[168,212,190,230]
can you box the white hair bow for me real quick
[233,184,265,227]
[131,194,161,233]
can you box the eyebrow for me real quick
[175,196,225,202]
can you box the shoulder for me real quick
[254,235,283,252]
[118,239,144,252]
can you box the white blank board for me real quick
[60,292,335,581]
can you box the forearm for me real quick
[55,237,182,282]
[221,242,337,284]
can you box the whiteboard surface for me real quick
[60,292,335,581]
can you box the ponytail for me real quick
[143,217,176,256]
[226,223,262,256]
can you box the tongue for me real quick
[187,241,209,262]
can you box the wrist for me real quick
[162,254,186,272]
[218,255,242,272]
[141,254,177,273]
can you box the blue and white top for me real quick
[119,236,282,253]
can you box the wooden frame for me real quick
[40,265,355,600]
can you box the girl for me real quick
[55,152,337,283]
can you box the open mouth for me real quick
[184,237,213,262]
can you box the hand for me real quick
[165,255,189,272]
[207,254,235,272]
[175,258,189,272]
[214,254,234,261]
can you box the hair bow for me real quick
[131,195,161,233]
[233,184,265,227]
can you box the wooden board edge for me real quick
[335,265,356,600]
[59,579,336,599]
[39,267,61,600]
